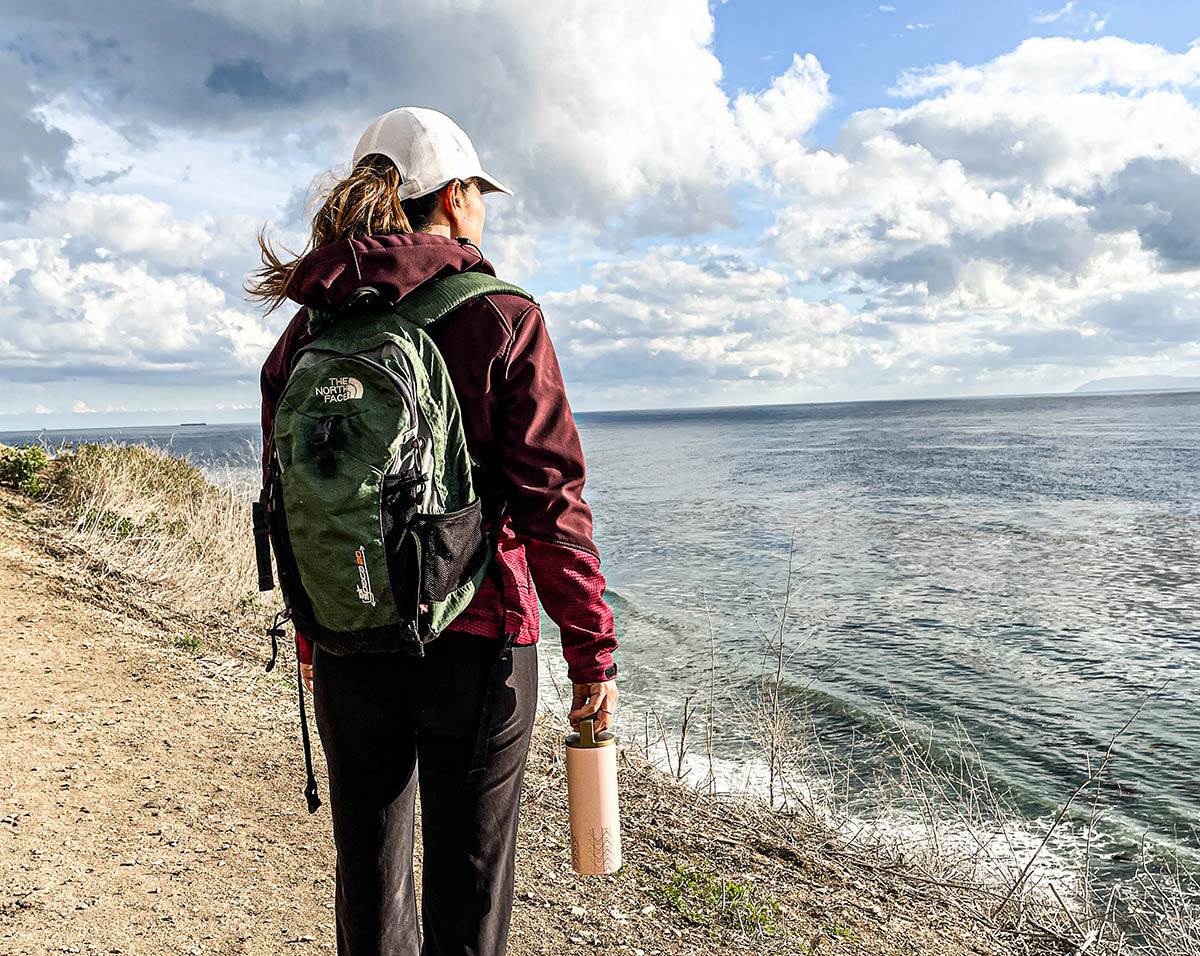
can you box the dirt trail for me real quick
[0,497,719,956]
[0,502,342,954]
[0,489,1022,956]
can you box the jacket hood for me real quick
[287,233,496,310]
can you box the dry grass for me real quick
[30,442,270,639]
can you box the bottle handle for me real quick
[580,716,596,746]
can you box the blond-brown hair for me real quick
[245,154,479,313]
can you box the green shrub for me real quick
[171,633,204,654]
[0,443,50,496]
[652,862,782,938]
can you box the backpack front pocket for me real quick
[273,358,416,633]
[381,470,425,620]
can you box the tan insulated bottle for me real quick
[565,716,621,874]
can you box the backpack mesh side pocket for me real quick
[412,499,486,602]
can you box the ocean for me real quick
[5,390,1198,885]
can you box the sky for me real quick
[3,0,1200,429]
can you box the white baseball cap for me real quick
[352,106,514,201]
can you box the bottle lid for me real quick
[565,716,616,749]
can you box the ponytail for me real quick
[245,154,442,313]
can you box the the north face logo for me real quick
[315,377,364,403]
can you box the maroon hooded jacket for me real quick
[259,233,617,685]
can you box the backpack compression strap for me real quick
[392,272,537,329]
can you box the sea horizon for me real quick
[4,382,1200,436]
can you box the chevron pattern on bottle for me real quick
[589,826,616,871]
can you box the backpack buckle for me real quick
[264,607,292,673]
[338,284,386,317]
[312,415,341,475]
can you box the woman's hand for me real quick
[300,662,313,693]
[569,679,618,733]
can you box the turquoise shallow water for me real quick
[6,390,1199,884]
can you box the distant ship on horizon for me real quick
[179,422,207,427]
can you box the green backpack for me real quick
[254,271,537,810]
[254,271,535,658]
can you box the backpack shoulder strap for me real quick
[393,272,537,330]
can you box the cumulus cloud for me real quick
[0,52,73,219]
[2,8,1199,414]
[742,35,1200,394]
[72,400,96,413]
[542,234,1200,405]
[0,0,844,412]
[0,195,279,384]
[733,54,832,183]
[1088,158,1200,270]
[5,0,828,233]
[541,246,875,404]
[29,192,256,277]
[891,35,1200,99]
[769,38,1200,303]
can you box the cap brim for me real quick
[475,172,514,197]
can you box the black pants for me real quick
[311,631,538,956]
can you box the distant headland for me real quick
[1073,374,1200,394]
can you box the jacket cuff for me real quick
[521,536,617,684]
[295,631,313,665]
[566,655,617,685]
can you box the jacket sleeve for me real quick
[260,307,310,482]
[259,307,316,666]
[498,304,618,684]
